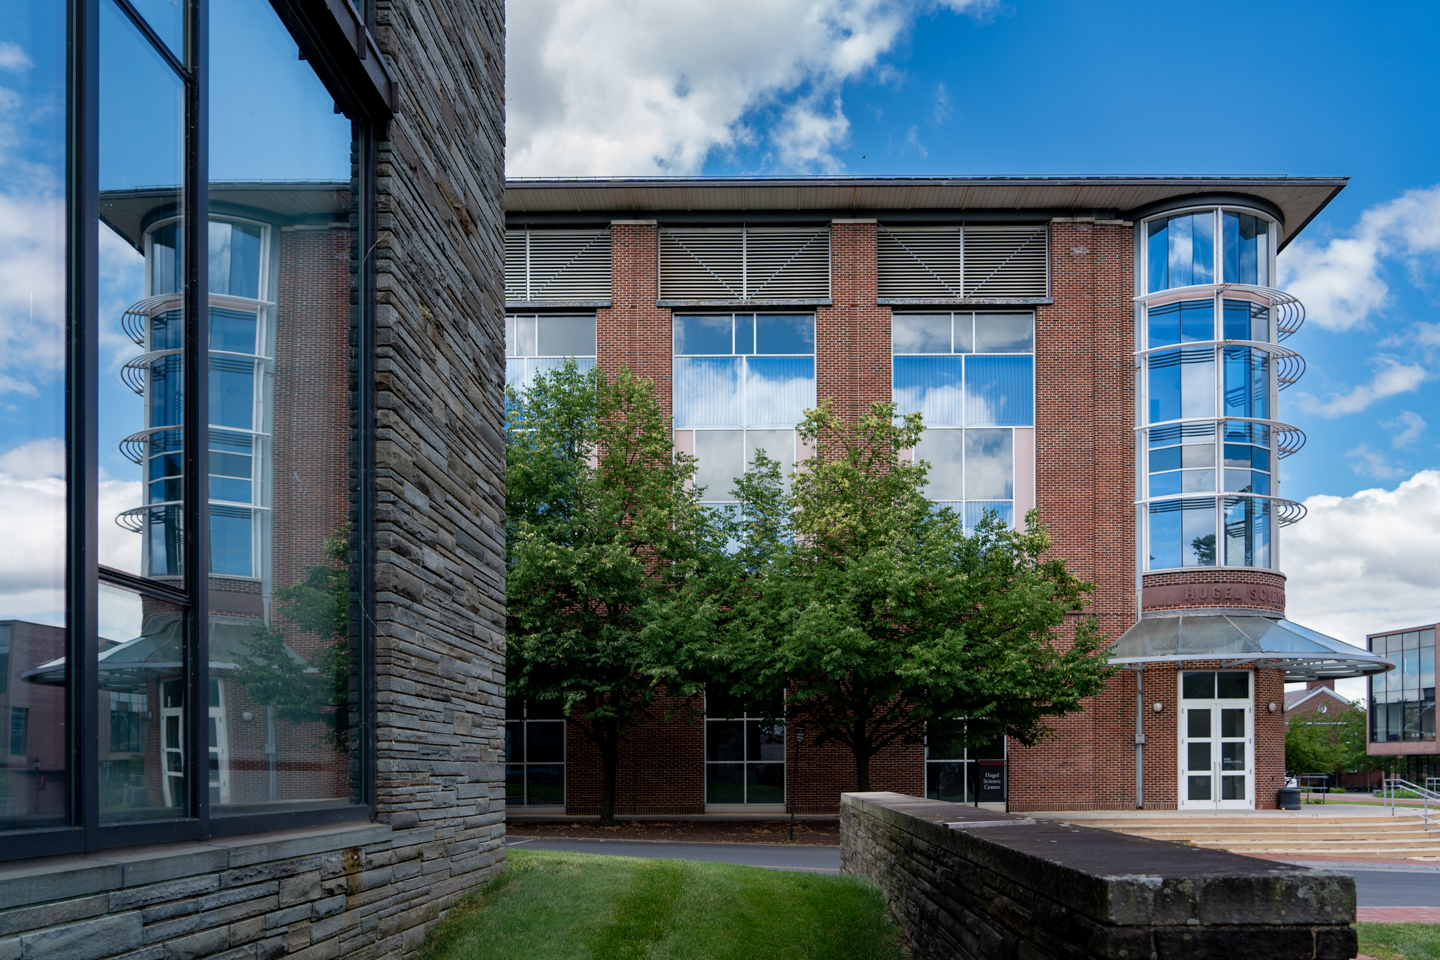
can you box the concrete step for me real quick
[1063,813,1440,858]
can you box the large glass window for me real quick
[1,0,381,856]
[203,0,362,815]
[1146,209,1274,293]
[1139,219,1292,572]
[705,687,785,807]
[505,701,565,808]
[924,719,1006,804]
[505,314,598,398]
[673,314,815,505]
[892,313,1034,529]
[0,5,69,831]
[1369,630,1436,744]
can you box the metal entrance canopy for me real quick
[1108,613,1393,681]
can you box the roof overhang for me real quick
[1108,613,1392,682]
[504,176,1347,249]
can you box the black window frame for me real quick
[0,0,392,862]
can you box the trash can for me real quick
[1277,787,1301,810]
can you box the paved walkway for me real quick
[504,836,842,872]
[1357,907,1440,922]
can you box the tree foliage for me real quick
[688,400,1113,791]
[1285,708,1349,777]
[505,361,720,821]
[232,526,352,743]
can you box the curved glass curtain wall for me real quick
[1140,208,1306,572]
[120,218,273,582]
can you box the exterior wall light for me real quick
[1153,702,1164,713]
[1268,702,1278,712]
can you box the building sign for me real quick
[1142,582,1285,611]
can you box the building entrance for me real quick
[1178,671,1253,810]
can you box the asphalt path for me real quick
[504,837,842,872]
[505,837,1440,906]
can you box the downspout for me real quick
[1133,666,1145,808]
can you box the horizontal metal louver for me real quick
[505,227,612,304]
[878,224,1048,302]
[962,227,1048,299]
[659,226,829,302]
[877,227,962,299]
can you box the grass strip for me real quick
[1357,922,1440,960]
[420,849,905,960]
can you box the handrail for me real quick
[1382,777,1440,830]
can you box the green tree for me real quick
[712,400,1113,791]
[233,526,352,743]
[1285,709,1347,778]
[505,361,720,822]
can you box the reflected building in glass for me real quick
[504,178,1393,816]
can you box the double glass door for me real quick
[1178,670,1253,809]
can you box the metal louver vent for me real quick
[878,225,1049,303]
[505,227,612,306]
[659,226,829,304]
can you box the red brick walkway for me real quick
[1357,907,1440,922]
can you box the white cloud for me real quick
[1343,442,1404,480]
[0,456,143,622]
[506,0,994,176]
[1291,356,1428,417]
[0,43,33,73]
[1285,470,1440,701]
[1279,184,1440,331]
[1381,410,1426,449]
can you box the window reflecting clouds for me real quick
[893,313,1032,531]
[674,314,814,504]
[1140,214,1285,571]
[505,315,597,398]
[0,5,70,832]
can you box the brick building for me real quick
[502,177,1393,816]
[0,1,507,957]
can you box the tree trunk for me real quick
[598,724,619,824]
[855,749,871,793]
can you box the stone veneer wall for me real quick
[0,0,509,956]
[840,792,1357,960]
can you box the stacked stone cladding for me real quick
[367,0,511,950]
[840,792,1357,960]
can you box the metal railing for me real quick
[1296,774,1331,803]
[1382,778,1440,829]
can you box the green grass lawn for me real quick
[1357,923,1440,960]
[419,849,907,960]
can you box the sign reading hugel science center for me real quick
[1142,582,1286,610]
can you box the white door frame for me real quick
[1177,670,1255,810]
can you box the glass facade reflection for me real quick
[505,314,598,398]
[892,313,1034,530]
[673,314,816,505]
[1369,629,1436,744]
[0,0,379,852]
[0,5,69,831]
[1139,208,1300,571]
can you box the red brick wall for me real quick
[816,221,890,420]
[1007,221,1139,811]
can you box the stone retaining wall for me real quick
[840,792,1357,960]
